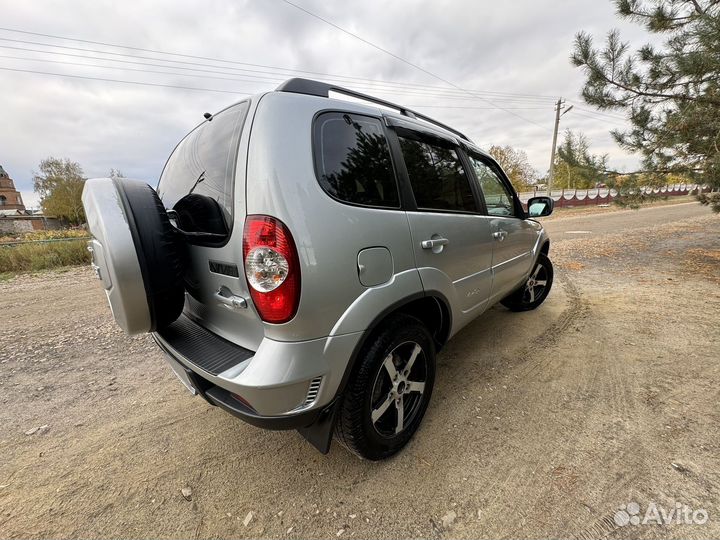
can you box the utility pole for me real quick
[547,99,573,195]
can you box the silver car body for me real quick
[152,84,549,425]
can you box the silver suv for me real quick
[82,78,554,460]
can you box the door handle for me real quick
[492,230,508,242]
[421,237,449,249]
[215,287,247,310]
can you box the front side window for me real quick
[398,136,476,212]
[468,154,516,217]
[158,101,249,221]
[313,112,399,208]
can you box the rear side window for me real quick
[313,112,399,208]
[158,101,249,220]
[398,136,476,212]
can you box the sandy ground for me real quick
[1,204,719,539]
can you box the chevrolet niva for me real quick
[82,78,554,460]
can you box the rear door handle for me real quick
[421,237,449,249]
[215,287,247,310]
[492,230,508,242]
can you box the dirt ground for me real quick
[541,194,699,220]
[1,204,719,539]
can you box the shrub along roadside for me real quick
[0,239,91,274]
[0,229,89,243]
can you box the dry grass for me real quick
[557,261,586,271]
[683,248,720,283]
[0,239,90,274]
[0,229,89,244]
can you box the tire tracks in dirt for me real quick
[444,270,591,537]
[474,270,650,538]
[499,270,596,537]
[512,269,589,379]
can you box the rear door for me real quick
[465,152,538,300]
[390,127,494,320]
[157,100,265,350]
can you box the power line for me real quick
[0,27,558,101]
[0,64,553,112]
[0,25,555,127]
[0,24,560,128]
[0,36,316,80]
[0,37,559,104]
[571,105,628,121]
[407,104,550,110]
[278,0,552,131]
[0,54,283,88]
[0,55,561,126]
[0,66,252,94]
[0,55,559,124]
[279,0,457,88]
[0,47,291,85]
[0,30,409,89]
[0,45,559,106]
[568,109,627,127]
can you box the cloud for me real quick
[0,0,650,197]
[20,190,40,209]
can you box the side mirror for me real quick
[527,196,554,218]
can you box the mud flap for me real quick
[297,399,341,454]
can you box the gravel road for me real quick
[543,201,710,236]
[1,203,719,539]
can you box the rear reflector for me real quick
[242,215,301,324]
[230,393,256,411]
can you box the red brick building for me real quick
[0,165,26,211]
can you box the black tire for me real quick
[335,314,436,460]
[114,178,186,331]
[501,253,554,312]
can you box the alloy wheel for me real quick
[523,262,548,304]
[370,341,428,437]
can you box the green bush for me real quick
[0,239,91,273]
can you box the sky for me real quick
[0,0,653,208]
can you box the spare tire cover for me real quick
[82,178,186,334]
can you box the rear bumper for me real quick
[152,313,361,420]
[156,349,325,429]
[203,383,327,430]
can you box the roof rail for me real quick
[276,78,471,142]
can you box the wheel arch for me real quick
[335,292,451,398]
[540,239,550,256]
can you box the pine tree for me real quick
[554,130,609,189]
[571,0,720,211]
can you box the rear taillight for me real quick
[242,215,300,324]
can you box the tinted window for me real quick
[468,154,516,217]
[158,101,249,220]
[399,136,476,212]
[314,112,399,208]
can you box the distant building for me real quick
[0,165,64,233]
[0,165,26,211]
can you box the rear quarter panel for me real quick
[246,92,421,341]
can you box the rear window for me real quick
[398,136,477,212]
[158,101,249,220]
[313,112,399,208]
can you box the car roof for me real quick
[274,78,476,143]
[225,79,494,162]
